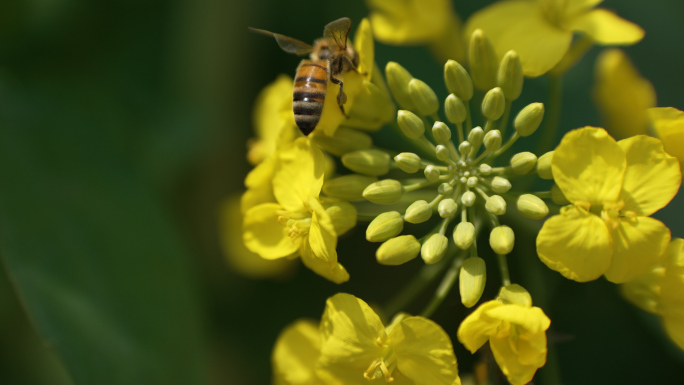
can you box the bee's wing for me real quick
[323,17,351,49]
[248,27,314,56]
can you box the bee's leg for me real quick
[330,76,349,118]
[343,56,367,77]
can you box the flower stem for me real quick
[538,75,563,153]
[420,255,461,318]
[383,257,452,318]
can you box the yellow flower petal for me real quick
[660,239,684,350]
[317,364,415,385]
[243,203,299,260]
[391,317,460,385]
[569,9,644,45]
[300,243,349,284]
[537,206,613,282]
[345,80,396,131]
[565,0,603,15]
[605,217,670,283]
[316,70,364,137]
[272,319,321,385]
[366,0,454,44]
[306,197,338,263]
[593,49,656,138]
[241,155,277,212]
[457,300,503,353]
[465,0,572,77]
[354,18,374,78]
[319,293,386,363]
[618,135,681,216]
[274,138,325,213]
[552,127,625,205]
[649,107,684,165]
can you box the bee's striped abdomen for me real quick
[293,60,328,135]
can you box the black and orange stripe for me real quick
[292,60,328,135]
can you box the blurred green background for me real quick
[0,0,683,384]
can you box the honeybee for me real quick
[249,17,360,135]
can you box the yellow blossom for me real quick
[272,319,323,385]
[622,239,684,351]
[457,285,550,385]
[242,138,352,283]
[537,127,681,283]
[318,293,461,385]
[466,0,644,77]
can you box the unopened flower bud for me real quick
[421,233,449,264]
[537,151,554,179]
[435,145,450,162]
[409,78,439,116]
[325,200,357,236]
[490,225,515,255]
[386,61,415,110]
[438,183,453,195]
[424,165,440,182]
[311,127,372,156]
[395,152,422,173]
[342,149,390,176]
[484,129,502,152]
[453,221,475,249]
[363,179,404,204]
[498,284,532,307]
[498,51,523,100]
[461,191,476,207]
[405,200,433,224]
[479,163,492,175]
[432,121,452,143]
[485,195,507,215]
[444,60,473,101]
[510,152,537,175]
[514,103,545,137]
[366,211,404,242]
[491,176,511,193]
[438,198,457,218]
[397,110,425,139]
[517,194,549,220]
[551,183,570,205]
[445,94,467,124]
[467,176,478,188]
[323,174,378,201]
[376,235,421,265]
[468,127,484,148]
[469,29,498,91]
[460,257,486,308]
[482,87,505,120]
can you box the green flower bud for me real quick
[386,61,415,110]
[489,225,515,255]
[366,211,404,242]
[491,176,511,193]
[432,121,452,143]
[510,152,537,175]
[404,200,433,224]
[468,127,484,148]
[484,129,502,152]
[453,221,475,249]
[444,60,473,101]
[421,233,449,264]
[311,127,372,156]
[461,191,476,207]
[363,179,404,204]
[468,29,498,91]
[445,94,467,124]
[514,103,545,137]
[394,152,422,173]
[435,145,450,162]
[517,194,549,220]
[537,151,554,180]
[323,174,378,201]
[485,194,507,215]
[459,141,473,157]
[460,257,486,308]
[482,87,505,120]
[551,183,570,205]
[409,78,439,116]
[397,110,425,139]
[479,163,492,175]
[438,198,457,218]
[424,165,440,182]
[497,50,523,101]
[342,149,390,176]
[498,284,532,307]
[438,183,453,195]
[376,235,421,265]
[466,176,478,188]
[324,200,357,236]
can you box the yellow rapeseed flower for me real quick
[536,127,681,283]
[465,0,644,76]
[457,285,550,385]
[318,293,461,385]
[243,138,351,283]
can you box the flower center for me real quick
[276,210,312,240]
[363,338,397,383]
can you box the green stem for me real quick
[497,254,511,286]
[538,75,563,153]
[383,257,452,317]
[499,99,513,137]
[420,256,462,318]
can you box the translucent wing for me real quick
[248,27,314,56]
[323,17,351,49]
